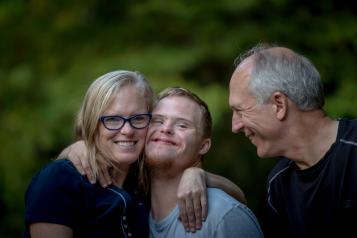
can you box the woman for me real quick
[25,71,157,237]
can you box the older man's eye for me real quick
[233,109,244,118]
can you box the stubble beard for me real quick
[145,155,175,178]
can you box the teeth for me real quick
[115,141,135,146]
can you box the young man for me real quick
[145,87,263,238]
[229,44,357,237]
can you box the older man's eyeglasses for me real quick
[99,113,152,130]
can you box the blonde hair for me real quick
[77,70,155,181]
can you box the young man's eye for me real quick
[152,118,163,124]
[177,123,188,129]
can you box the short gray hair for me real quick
[235,44,324,111]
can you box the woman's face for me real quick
[97,85,149,169]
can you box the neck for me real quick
[110,164,131,188]
[284,110,338,169]
[150,173,182,221]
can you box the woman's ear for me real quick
[271,91,288,120]
[199,138,211,155]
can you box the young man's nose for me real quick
[160,123,174,135]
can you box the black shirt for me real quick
[24,159,149,237]
[266,118,357,238]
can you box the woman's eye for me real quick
[107,117,120,122]
[105,117,122,123]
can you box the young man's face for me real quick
[229,60,282,158]
[145,96,210,175]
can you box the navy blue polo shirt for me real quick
[24,159,149,237]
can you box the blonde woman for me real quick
[25,71,157,237]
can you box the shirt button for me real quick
[128,232,132,237]
[124,224,128,229]
[123,216,126,220]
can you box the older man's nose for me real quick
[232,112,244,133]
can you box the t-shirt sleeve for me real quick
[25,160,84,228]
[214,204,264,238]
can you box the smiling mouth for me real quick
[114,141,137,147]
[245,132,254,142]
[153,138,176,145]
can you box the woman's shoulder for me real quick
[41,159,80,177]
[28,159,85,192]
[25,160,90,230]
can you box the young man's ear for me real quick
[199,138,211,155]
[271,91,288,120]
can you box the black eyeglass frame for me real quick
[99,113,152,131]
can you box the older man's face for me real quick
[229,60,282,158]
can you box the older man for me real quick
[229,44,357,238]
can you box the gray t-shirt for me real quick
[149,188,264,238]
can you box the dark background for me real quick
[1,0,356,236]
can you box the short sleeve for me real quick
[25,160,85,228]
[214,204,264,238]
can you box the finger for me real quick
[200,192,208,222]
[98,166,112,188]
[178,197,189,231]
[71,155,85,176]
[103,166,112,186]
[81,157,96,184]
[185,196,196,232]
[81,155,90,176]
[192,192,203,230]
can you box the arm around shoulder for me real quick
[205,171,247,205]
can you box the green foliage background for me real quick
[0,0,356,236]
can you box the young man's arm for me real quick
[177,167,247,232]
[206,171,247,204]
[57,140,111,186]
